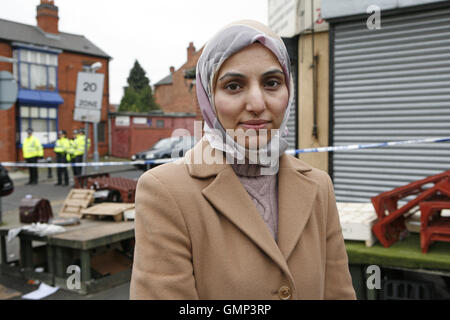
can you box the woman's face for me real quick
[214,43,289,149]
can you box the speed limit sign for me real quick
[74,72,104,123]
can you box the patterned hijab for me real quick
[196,20,293,175]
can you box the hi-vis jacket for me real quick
[23,136,43,159]
[73,134,91,157]
[54,137,70,154]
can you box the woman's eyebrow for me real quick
[218,69,284,81]
[218,72,245,81]
[262,69,284,77]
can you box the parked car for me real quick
[131,136,198,171]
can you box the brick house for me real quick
[0,0,111,162]
[154,42,203,122]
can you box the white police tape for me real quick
[0,159,172,168]
[2,136,450,168]
[284,136,450,155]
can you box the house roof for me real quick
[0,18,111,59]
[154,73,173,86]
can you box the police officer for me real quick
[22,128,43,185]
[54,130,70,186]
[72,128,91,177]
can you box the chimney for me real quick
[36,0,59,34]
[170,66,175,74]
[187,42,195,62]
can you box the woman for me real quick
[130,20,356,300]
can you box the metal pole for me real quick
[82,123,89,175]
[89,66,100,171]
[93,122,99,171]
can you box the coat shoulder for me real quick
[284,154,331,185]
[137,159,191,188]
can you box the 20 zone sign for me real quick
[83,82,98,92]
[74,71,104,123]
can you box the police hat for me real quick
[26,128,33,133]
[73,129,78,134]
[59,130,67,135]
[78,128,85,134]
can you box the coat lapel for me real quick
[185,139,290,273]
[185,138,318,270]
[276,155,318,261]
[201,166,290,272]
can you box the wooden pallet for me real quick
[337,202,378,247]
[80,202,135,222]
[59,189,95,218]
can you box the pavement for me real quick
[0,157,144,300]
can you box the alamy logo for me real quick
[66,265,81,290]
[366,265,381,290]
[170,120,281,175]
[367,5,381,30]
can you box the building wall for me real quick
[297,31,329,172]
[154,48,203,115]
[0,41,17,162]
[110,114,196,158]
[7,50,111,161]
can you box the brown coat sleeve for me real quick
[129,171,199,299]
[323,173,357,300]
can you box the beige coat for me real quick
[130,139,356,300]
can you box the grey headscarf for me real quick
[196,20,294,175]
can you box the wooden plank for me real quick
[49,222,135,250]
[51,222,134,243]
[81,203,134,216]
[80,203,134,222]
[59,189,94,218]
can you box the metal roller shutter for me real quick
[332,7,450,202]
[286,91,297,148]
[283,36,299,149]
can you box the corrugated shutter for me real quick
[332,7,450,202]
[283,36,298,149]
[286,91,297,148]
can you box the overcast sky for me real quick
[0,0,268,104]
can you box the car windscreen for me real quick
[152,137,181,150]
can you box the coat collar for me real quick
[184,138,318,273]
[185,138,313,178]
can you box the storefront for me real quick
[324,0,450,202]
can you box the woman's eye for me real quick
[265,79,280,88]
[225,83,241,91]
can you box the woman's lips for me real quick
[240,120,270,130]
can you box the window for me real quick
[156,119,165,128]
[19,105,58,145]
[13,49,58,91]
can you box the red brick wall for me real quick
[110,114,195,158]
[36,7,59,34]
[0,41,17,162]
[0,39,111,162]
[154,45,204,116]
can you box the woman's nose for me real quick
[245,85,266,114]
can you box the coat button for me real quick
[278,286,291,300]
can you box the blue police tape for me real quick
[2,136,450,168]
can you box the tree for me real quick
[119,60,160,112]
